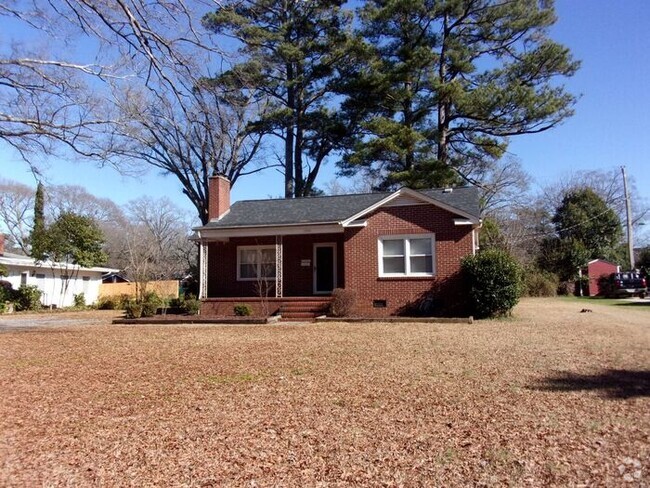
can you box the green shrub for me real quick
[125,302,143,319]
[97,294,132,310]
[141,302,158,317]
[117,294,132,308]
[183,298,201,315]
[169,297,184,308]
[329,288,356,317]
[97,296,116,310]
[140,291,161,317]
[14,285,42,311]
[0,281,13,303]
[73,293,86,308]
[557,281,574,296]
[523,269,559,297]
[234,303,253,316]
[142,291,161,304]
[461,249,523,319]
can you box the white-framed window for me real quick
[378,234,435,277]
[237,245,276,281]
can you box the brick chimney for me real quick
[208,175,231,221]
[0,233,4,256]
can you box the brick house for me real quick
[194,176,481,318]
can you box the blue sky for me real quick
[2,0,649,229]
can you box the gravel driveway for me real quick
[0,310,119,331]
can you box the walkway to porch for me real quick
[201,296,333,320]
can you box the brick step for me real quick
[280,312,319,320]
[281,300,331,306]
[280,305,329,313]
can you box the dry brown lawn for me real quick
[0,298,648,486]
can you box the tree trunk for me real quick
[294,61,304,197]
[285,61,295,199]
[437,13,450,166]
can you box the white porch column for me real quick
[275,235,283,298]
[199,241,208,299]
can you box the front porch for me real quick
[201,296,333,319]
[199,233,345,303]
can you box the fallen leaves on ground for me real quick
[0,299,648,486]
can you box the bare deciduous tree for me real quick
[45,184,125,226]
[118,197,197,297]
[105,80,272,224]
[3,1,276,224]
[470,157,532,216]
[0,178,35,254]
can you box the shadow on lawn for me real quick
[532,369,650,399]
[612,301,650,308]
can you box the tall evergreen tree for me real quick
[552,188,622,258]
[339,0,580,190]
[39,213,107,267]
[203,0,354,198]
[30,181,46,258]
[538,188,622,280]
[35,212,107,307]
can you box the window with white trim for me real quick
[237,245,276,281]
[378,234,435,277]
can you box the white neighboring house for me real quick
[0,236,118,307]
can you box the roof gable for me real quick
[340,187,479,226]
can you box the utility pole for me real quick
[621,166,635,270]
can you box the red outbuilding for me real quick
[585,259,620,296]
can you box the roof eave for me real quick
[196,222,344,240]
[194,219,341,232]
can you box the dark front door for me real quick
[314,244,336,294]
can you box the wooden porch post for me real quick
[199,241,208,299]
[275,235,283,298]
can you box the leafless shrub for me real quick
[329,288,356,317]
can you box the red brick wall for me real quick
[343,205,474,316]
[201,298,278,316]
[207,233,344,298]
[281,234,344,296]
[208,176,230,221]
[208,236,275,297]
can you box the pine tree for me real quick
[30,181,46,259]
[339,0,580,190]
[203,0,354,198]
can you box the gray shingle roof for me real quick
[201,186,480,229]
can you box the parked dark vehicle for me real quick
[604,272,647,298]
